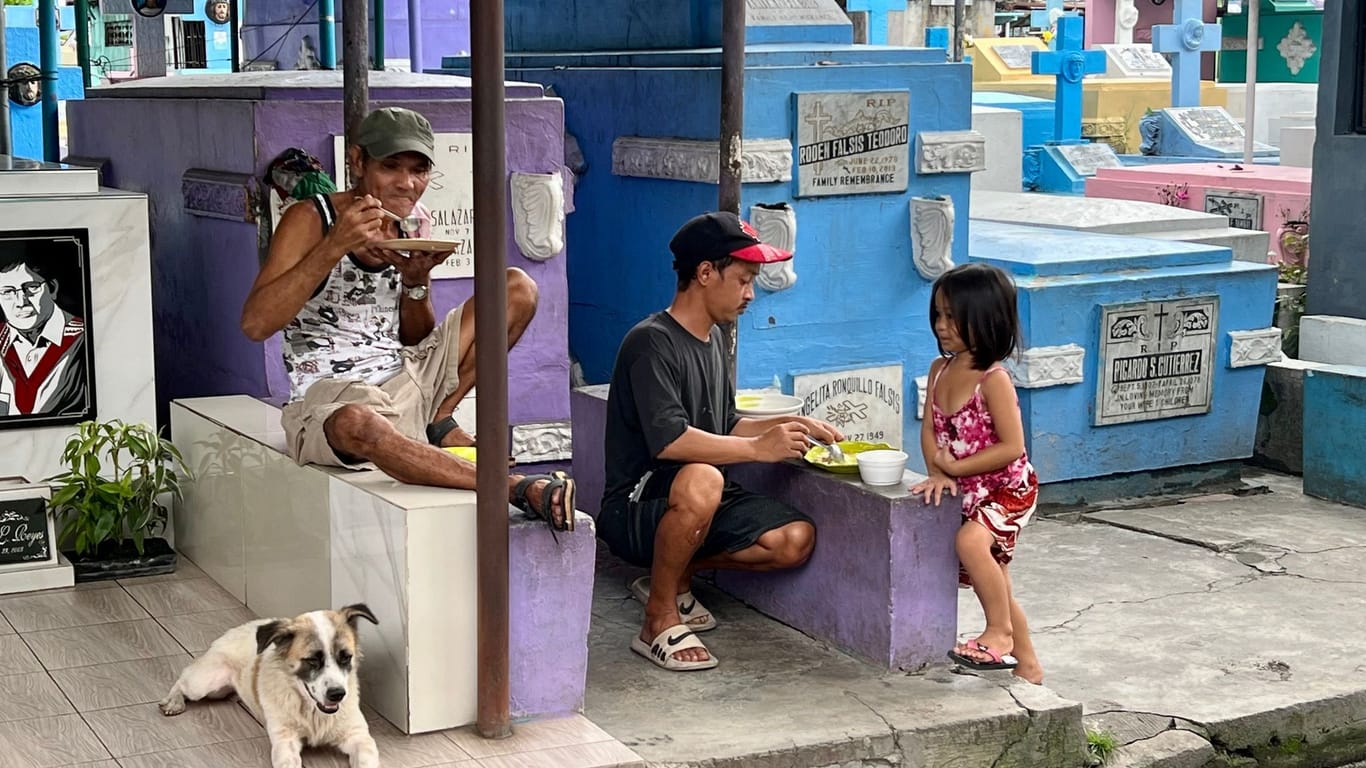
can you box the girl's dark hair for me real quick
[929,263,1022,370]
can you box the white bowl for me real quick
[735,391,804,417]
[856,449,909,486]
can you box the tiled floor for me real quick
[0,561,643,768]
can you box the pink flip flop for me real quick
[947,639,1019,671]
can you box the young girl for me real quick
[910,263,1042,685]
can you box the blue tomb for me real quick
[442,0,979,455]
[968,222,1279,483]
[1303,365,1366,509]
[973,91,1056,150]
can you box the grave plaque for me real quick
[794,364,904,448]
[795,91,910,198]
[747,0,851,26]
[994,45,1037,70]
[0,496,50,565]
[1167,107,1245,151]
[1101,45,1172,77]
[1095,296,1218,426]
[1055,143,1123,176]
[1203,190,1263,230]
[334,133,475,279]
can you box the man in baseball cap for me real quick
[595,210,841,672]
[354,106,436,164]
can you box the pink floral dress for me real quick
[930,362,1039,587]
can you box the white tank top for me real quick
[281,194,405,401]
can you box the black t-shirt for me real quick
[601,311,739,510]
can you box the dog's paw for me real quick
[158,693,186,716]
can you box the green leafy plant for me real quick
[1086,729,1118,766]
[47,420,190,557]
[3,0,36,6]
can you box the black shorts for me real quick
[596,464,814,569]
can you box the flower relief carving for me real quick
[910,196,955,281]
[916,131,987,175]
[1277,21,1316,76]
[749,203,798,292]
[1008,344,1086,388]
[510,171,566,262]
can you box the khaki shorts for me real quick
[281,306,464,468]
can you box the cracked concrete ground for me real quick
[581,468,1366,767]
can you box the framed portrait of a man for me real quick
[0,230,96,430]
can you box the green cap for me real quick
[355,107,436,163]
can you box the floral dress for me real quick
[930,362,1039,587]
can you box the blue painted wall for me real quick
[1302,365,1366,508]
[242,0,469,71]
[440,45,972,453]
[971,222,1278,483]
[4,5,84,160]
[175,2,235,73]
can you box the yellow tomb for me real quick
[967,36,1227,154]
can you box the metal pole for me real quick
[1243,0,1258,164]
[407,0,423,73]
[718,0,744,214]
[231,0,242,72]
[470,0,511,740]
[952,0,964,61]
[75,0,92,88]
[718,0,744,381]
[373,0,386,69]
[343,0,369,145]
[38,0,58,162]
[320,0,338,68]
[0,7,10,156]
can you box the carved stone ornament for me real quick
[1228,328,1283,368]
[910,196,955,281]
[749,203,798,292]
[914,375,929,420]
[611,137,793,184]
[512,421,573,463]
[916,130,987,175]
[1007,344,1086,388]
[1114,0,1139,45]
[510,171,565,262]
[1277,21,1316,76]
[7,63,40,108]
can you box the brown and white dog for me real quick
[159,604,380,768]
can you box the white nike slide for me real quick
[629,575,718,632]
[630,624,719,672]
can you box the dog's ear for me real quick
[255,620,295,655]
[340,603,379,628]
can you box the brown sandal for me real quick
[511,471,576,534]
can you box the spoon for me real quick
[806,434,846,463]
[378,206,423,234]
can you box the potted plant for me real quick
[46,419,191,582]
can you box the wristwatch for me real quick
[404,283,430,301]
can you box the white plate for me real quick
[735,392,803,416]
[374,238,458,252]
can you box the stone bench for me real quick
[168,396,596,734]
[570,385,961,670]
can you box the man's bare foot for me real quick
[437,424,476,448]
[640,612,710,664]
[507,473,574,530]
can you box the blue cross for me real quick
[845,0,907,45]
[1151,0,1221,108]
[1031,14,1106,143]
[925,26,950,49]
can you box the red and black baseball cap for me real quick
[669,211,793,272]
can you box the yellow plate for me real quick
[442,446,477,462]
[802,441,894,473]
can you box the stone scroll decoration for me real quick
[182,169,260,223]
[1006,344,1086,388]
[1228,329,1283,368]
[915,130,987,175]
[611,137,793,184]
[750,203,798,292]
[910,196,955,281]
[512,421,574,463]
[510,171,566,262]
